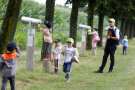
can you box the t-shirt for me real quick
[63,46,74,63]
[40,28,52,43]
[53,46,61,60]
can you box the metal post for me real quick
[79,24,91,54]
[26,24,35,71]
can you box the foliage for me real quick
[0,0,88,50]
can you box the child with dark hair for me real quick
[0,42,21,90]
[39,20,52,60]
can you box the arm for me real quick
[0,58,4,69]
[61,46,66,55]
[39,23,44,32]
[107,29,119,40]
[15,44,21,58]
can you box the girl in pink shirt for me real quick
[91,28,100,55]
[39,20,52,60]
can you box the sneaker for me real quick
[107,71,112,73]
[94,70,103,73]
[66,79,70,83]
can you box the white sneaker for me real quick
[66,79,70,83]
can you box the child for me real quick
[62,38,79,82]
[88,28,100,55]
[121,36,128,55]
[53,39,61,74]
[0,42,21,90]
[39,20,52,60]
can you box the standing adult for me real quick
[94,18,119,73]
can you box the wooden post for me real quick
[43,60,51,73]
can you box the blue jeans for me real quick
[45,42,51,54]
[63,61,72,73]
[123,46,127,54]
[1,76,15,90]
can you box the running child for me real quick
[62,38,79,82]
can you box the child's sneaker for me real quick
[66,79,70,83]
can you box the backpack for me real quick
[114,28,122,45]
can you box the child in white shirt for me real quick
[53,39,61,74]
[62,38,79,82]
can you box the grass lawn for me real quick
[0,38,135,90]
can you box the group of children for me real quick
[0,20,129,90]
[39,20,79,82]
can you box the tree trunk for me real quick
[126,20,131,38]
[133,21,135,37]
[129,20,133,39]
[120,19,126,37]
[41,0,55,60]
[69,0,80,47]
[110,11,119,27]
[124,20,129,36]
[86,0,95,50]
[0,0,22,54]
[97,6,104,47]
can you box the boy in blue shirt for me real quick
[121,36,128,55]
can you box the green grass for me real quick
[0,38,135,90]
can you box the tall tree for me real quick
[133,21,135,37]
[120,19,126,37]
[129,20,133,39]
[97,5,104,47]
[41,0,55,60]
[96,0,107,47]
[86,0,96,50]
[0,0,22,54]
[69,0,80,47]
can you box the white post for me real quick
[79,24,91,54]
[21,16,41,71]
[26,24,35,71]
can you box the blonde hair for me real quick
[54,42,62,49]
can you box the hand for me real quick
[39,22,42,24]
[16,43,19,47]
[72,57,75,60]
[61,51,66,55]
[107,36,110,39]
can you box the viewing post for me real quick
[79,24,91,54]
[21,16,41,71]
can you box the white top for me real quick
[53,46,61,60]
[63,46,79,63]
[104,26,120,39]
